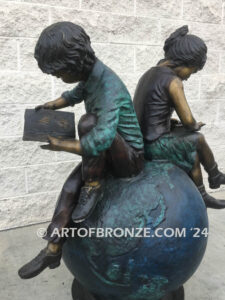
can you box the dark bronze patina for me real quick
[18,21,144,281]
[23,109,76,142]
[134,25,225,210]
[18,24,216,300]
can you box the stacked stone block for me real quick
[0,0,225,230]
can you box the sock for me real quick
[47,242,61,254]
[205,163,219,178]
[197,184,206,196]
[85,181,100,187]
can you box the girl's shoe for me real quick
[198,185,225,209]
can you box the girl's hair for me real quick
[34,22,96,76]
[159,25,207,70]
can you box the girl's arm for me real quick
[169,78,205,131]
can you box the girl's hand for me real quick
[171,118,181,129]
[194,122,206,131]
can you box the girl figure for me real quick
[133,25,225,209]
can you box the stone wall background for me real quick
[0,0,225,230]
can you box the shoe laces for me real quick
[79,186,92,204]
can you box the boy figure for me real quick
[18,22,144,279]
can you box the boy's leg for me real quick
[72,113,144,221]
[108,133,144,178]
[45,163,83,242]
[18,163,84,279]
[72,114,106,221]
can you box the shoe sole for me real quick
[49,261,61,269]
[209,183,220,189]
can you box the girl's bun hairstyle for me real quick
[162,25,207,70]
[164,25,189,53]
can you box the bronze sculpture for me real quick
[17,23,218,300]
[18,21,144,280]
[134,25,225,210]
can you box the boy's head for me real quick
[161,25,207,80]
[34,22,96,83]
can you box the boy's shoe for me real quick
[18,247,62,279]
[208,171,225,189]
[72,185,101,222]
[198,185,225,209]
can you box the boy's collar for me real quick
[83,58,105,93]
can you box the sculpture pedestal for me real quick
[72,279,97,300]
[160,286,184,300]
[71,279,185,300]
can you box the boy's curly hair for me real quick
[34,22,96,76]
[159,25,207,70]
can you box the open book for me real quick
[23,109,76,142]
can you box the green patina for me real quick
[123,276,169,300]
[64,160,208,299]
[106,263,121,281]
[62,59,143,157]
[77,161,171,295]
[145,161,176,190]
[144,131,197,174]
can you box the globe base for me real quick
[66,162,206,300]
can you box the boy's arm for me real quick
[35,96,69,111]
[61,82,85,107]
[38,83,85,154]
[80,102,120,157]
[41,137,82,155]
[35,82,85,111]
[169,78,205,131]
[41,104,120,156]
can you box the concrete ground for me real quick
[0,191,225,300]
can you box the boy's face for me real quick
[53,70,81,84]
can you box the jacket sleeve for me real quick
[80,100,120,157]
[61,82,85,106]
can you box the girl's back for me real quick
[133,66,176,142]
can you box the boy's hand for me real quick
[40,136,82,155]
[40,136,62,151]
[35,97,69,111]
[35,102,56,111]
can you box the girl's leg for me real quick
[190,154,225,209]
[190,153,204,187]
[197,134,225,189]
